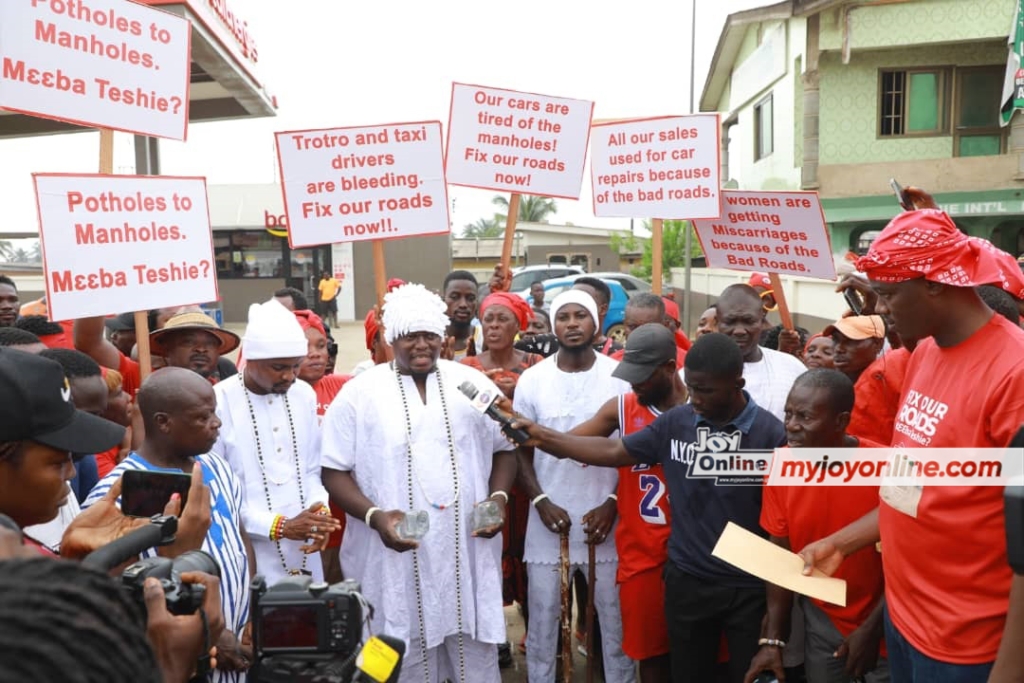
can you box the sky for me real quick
[0,0,767,245]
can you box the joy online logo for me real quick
[672,427,771,485]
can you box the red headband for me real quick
[857,209,1024,297]
[481,292,534,331]
[293,309,326,338]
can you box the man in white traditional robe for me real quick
[514,289,635,683]
[213,298,340,584]
[321,283,517,683]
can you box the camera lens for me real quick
[172,550,221,578]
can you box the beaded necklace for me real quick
[393,362,465,683]
[240,373,308,576]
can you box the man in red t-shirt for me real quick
[560,324,688,682]
[800,208,1024,682]
[745,369,888,683]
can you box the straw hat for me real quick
[150,311,240,356]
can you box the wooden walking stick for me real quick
[585,541,597,683]
[560,530,573,683]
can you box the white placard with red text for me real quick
[445,82,594,199]
[590,115,721,219]
[275,121,450,248]
[0,0,191,140]
[693,191,835,280]
[35,174,217,320]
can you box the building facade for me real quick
[701,0,1022,257]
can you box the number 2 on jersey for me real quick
[638,474,667,525]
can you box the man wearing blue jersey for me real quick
[86,367,256,681]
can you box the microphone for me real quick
[457,381,531,445]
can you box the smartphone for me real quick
[890,178,913,211]
[121,470,192,518]
[843,288,864,315]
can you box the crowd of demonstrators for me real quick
[8,193,1024,683]
[0,348,223,683]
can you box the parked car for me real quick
[574,271,651,296]
[478,264,585,299]
[526,276,629,343]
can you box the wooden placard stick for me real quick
[99,129,152,380]
[768,272,794,331]
[371,240,394,361]
[585,541,597,683]
[651,218,663,295]
[499,193,522,282]
[560,530,573,682]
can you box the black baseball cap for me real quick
[612,324,678,384]
[104,312,136,332]
[0,349,124,454]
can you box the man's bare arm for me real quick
[489,449,518,496]
[567,397,619,438]
[322,468,376,522]
[74,316,121,370]
[515,417,637,468]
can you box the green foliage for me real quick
[461,216,504,238]
[610,220,704,279]
[492,194,558,224]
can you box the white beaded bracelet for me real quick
[364,506,381,527]
[758,638,786,648]
[490,490,509,503]
[531,493,550,507]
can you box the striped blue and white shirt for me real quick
[84,452,250,683]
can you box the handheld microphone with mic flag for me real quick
[457,381,531,445]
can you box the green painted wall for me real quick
[819,0,1013,51]
[818,43,1005,165]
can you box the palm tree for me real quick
[11,248,29,263]
[492,194,557,224]
[0,240,13,262]
[462,217,504,239]
[28,241,41,262]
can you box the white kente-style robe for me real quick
[321,359,512,649]
[213,374,330,584]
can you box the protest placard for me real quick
[275,121,450,248]
[590,115,721,219]
[0,0,191,140]
[693,190,835,280]
[34,174,217,320]
[445,83,593,199]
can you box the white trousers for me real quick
[526,561,636,683]
[399,635,499,683]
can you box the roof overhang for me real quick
[0,0,276,139]
[699,1,793,113]
[699,0,849,113]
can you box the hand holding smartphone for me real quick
[121,470,192,518]
[890,178,913,211]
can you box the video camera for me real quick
[248,574,404,683]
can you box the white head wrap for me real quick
[242,298,308,360]
[550,289,599,327]
[383,283,450,345]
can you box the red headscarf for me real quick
[293,310,326,338]
[481,292,534,331]
[364,309,380,352]
[857,209,1024,297]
